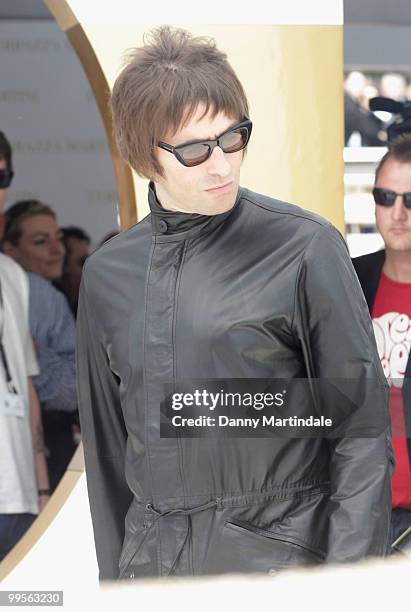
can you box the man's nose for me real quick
[51,240,65,256]
[391,194,408,222]
[207,146,231,176]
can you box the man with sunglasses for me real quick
[77,25,392,582]
[353,133,411,546]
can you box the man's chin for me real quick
[204,201,235,216]
[201,191,238,216]
[385,237,411,252]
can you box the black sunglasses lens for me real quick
[180,143,211,166]
[220,126,249,153]
[403,193,411,209]
[176,121,251,167]
[0,170,12,189]
[373,188,396,206]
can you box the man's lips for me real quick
[205,181,233,193]
[390,227,408,233]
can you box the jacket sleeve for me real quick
[76,265,133,581]
[294,223,394,562]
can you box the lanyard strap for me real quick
[0,278,17,393]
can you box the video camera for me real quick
[369,96,411,142]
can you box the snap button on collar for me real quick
[158,219,168,233]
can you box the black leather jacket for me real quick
[77,183,393,581]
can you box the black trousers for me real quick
[41,409,78,492]
[390,507,411,546]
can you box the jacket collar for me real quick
[148,181,242,240]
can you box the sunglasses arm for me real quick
[157,142,175,153]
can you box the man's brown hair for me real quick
[375,133,411,182]
[110,25,250,180]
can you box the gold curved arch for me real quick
[0,448,84,580]
[45,0,137,230]
[0,0,137,580]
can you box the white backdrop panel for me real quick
[0,21,119,245]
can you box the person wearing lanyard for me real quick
[0,131,50,560]
[2,199,78,492]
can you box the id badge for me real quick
[0,392,25,418]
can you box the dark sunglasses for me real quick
[157,118,253,167]
[373,187,411,209]
[0,170,14,189]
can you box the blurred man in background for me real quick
[54,226,91,317]
[353,134,411,545]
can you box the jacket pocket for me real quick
[203,516,326,575]
[225,519,325,563]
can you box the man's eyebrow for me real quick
[30,231,62,238]
[176,120,239,146]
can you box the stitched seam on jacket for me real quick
[172,241,191,574]
[290,225,326,336]
[143,237,161,575]
[133,481,331,506]
[225,486,330,507]
[241,193,330,227]
[143,238,157,507]
[222,480,329,497]
[80,271,125,460]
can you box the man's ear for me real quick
[149,157,164,184]
[2,240,15,257]
[150,169,163,184]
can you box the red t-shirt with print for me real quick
[372,271,411,509]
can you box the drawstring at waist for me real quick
[124,499,219,578]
